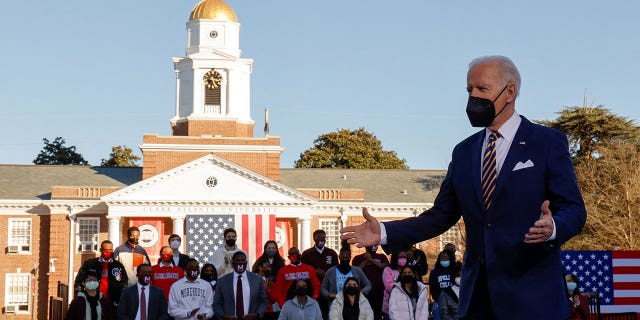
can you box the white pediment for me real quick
[102,154,315,204]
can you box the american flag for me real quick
[186,213,276,266]
[562,250,640,313]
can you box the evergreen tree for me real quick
[33,137,89,165]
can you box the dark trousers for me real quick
[462,265,499,320]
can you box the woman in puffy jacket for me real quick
[329,277,374,320]
[382,250,407,317]
[388,266,429,320]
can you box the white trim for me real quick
[102,154,315,203]
[76,217,100,253]
[4,273,31,313]
[318,218,341,253]
[8,218,32,254]
[138,143,283,153]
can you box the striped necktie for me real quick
[481,131,499,211]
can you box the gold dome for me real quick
[190,0,238,22]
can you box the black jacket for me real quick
[74,258,128,304]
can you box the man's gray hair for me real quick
[469,55,521,95]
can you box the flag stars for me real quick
[591,254,596,259]
[597,260,603,265]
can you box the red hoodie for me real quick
[274,263,321,307]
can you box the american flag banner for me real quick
[562,250,640,313]
[186,213,276,266]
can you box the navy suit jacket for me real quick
[117,284,168,320]
[213,271,268,318]
[383,116,586,320]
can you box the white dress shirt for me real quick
[232,271,251,316]
[380,112,555,243]
[135,283,150,320]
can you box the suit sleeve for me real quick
[544,131,586,245]
[212,278,225,318]
[156,288,169,320]
[116,288,131,320]
[254,276,269,317]
[382,158,462,253]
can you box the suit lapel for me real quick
[471,131,486,210]
[493,116,533,204]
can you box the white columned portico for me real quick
[108,217,122,245]
[172,216,186,252]
[299,217,312,251]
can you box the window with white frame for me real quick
[319,218,341,252]
[8,218,31,254]
[4,273,31,313]
[77,217,100,253]
[440,219,465,253]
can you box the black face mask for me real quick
[225,239,236,247]
[401,275,414,284]
[201,273,216,282]
[295,287,308,297]
[128,237,139,245]
[345,286,359,295]
[466,85,509,127]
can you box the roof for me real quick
[0,165,142,200]
[0,165,445,203]
[279,168,445,203]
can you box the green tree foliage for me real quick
[563,141,640,250]
[538,106,639,162]
[294,128,408,169]
[33,137,89,165]
[101,145,141,167]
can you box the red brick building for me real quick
[0,1,460,318]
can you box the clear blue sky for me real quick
[0,1,638,169]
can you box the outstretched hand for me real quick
[340,208,381,248]
[524,200,554,243]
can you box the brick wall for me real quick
[171,119,254,137]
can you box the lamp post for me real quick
[31,262,38,320]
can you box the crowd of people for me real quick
[68,225,590,320]
[68,226,472,320]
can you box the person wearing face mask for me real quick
[405,245,428,282]
[256,260,281,320]
[200,263,218,295]
[565,273,590,320]
[382,251,407,318]
[329,277,374,320]
[213,251,268,320]
[438,268,461,320]
[302,230,339,319]
[75,240,128,309]
[388,266,429,320]
[428,251,455,320]
[167,259,213,320]
[67,272,116,320]
[252,240,286,283]
[352,245,388,320]
[341,56,586,320]
[321,247,372,303]
[168,234,190,270]
[278,279,322,320]
[152,246,185,300]
[274,247,321,308]
[117,264,168,320]
[114,226,151,287]
[212,228,242,277]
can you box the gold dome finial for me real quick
[190,0,238,22]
